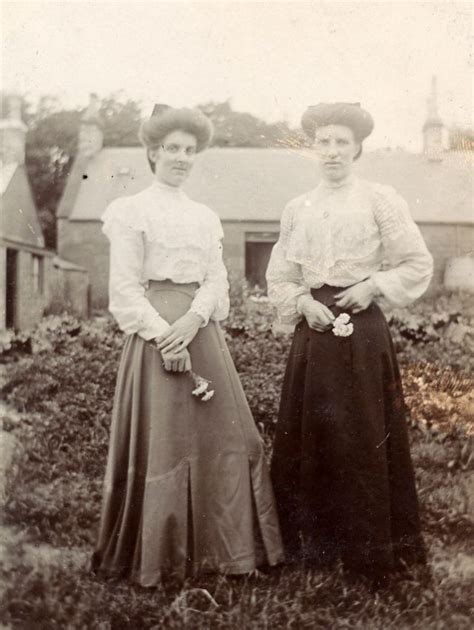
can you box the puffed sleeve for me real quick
[266,202,312,325]
[102,199,170,339]
[371,185,434,307]
[189,211,230,325]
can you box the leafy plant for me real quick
[1,292,473,628]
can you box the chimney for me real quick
[78,93,103,158]
[423,76,444,162]
[0,94,27,164]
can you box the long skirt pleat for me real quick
[92,281,284,586]
[271,285,426,578]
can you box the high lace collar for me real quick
[318,174,356,191]
[150,179,186,198]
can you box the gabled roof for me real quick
[0,162,18,194]
[0,164,45,248]
[62,147,473,225]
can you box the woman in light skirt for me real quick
[92,105,283,586]
[266,103,433,583]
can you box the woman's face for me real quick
[313,124,360,182]
[148,129,197,187]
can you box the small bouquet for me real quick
[189,371,215,402]
[332,313,354,337]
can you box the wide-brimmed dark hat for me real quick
[139,104,213,153]
[301,103,374,141]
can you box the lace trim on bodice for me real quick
[102,186,223,252]
[282,178,422,278]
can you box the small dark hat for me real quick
[139,104,213,153]
[301,102,374,141]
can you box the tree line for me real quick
[2,94,306,248]
[2,93,472,249]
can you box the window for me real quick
[32,255,44,294]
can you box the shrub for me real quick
[1,291,473,628]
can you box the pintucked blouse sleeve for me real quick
[371,186,434,307]
[102,199,170,340]
[266,202,312,325]
[189,212,230,325]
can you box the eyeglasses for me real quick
[161,143,196,156]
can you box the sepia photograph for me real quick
[0,0,473,627]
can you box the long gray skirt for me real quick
[92,281,284,585]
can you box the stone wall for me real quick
[57,218,474,310]
[58,218,109,310]
[46,261,90,319]
[420,223,474,288]
[3,248,52,330]
[1,244,90,331]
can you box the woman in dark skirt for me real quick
[92,105,283,586]
[266,103,433,581]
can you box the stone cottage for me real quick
[58,87,473,310]
[0,96,56,330]
[1,95,90,331]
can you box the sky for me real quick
[2,0,472,151]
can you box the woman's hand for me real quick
[161,347,192,373]
[335,279,377,314]
[156,312,204,353]
[301,299,335,332]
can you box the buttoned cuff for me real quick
[139,314,171,340]
[189,306,210,327]
[296,294,314,315]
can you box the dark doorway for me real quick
[6,249,18,329]
[245,241,275,291]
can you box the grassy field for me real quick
[0,297,473,628]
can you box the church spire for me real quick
[423,76,444,161]
[78,93,103,158]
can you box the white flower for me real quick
[201,390,215,402]
[192,382,208,396]
[332,313,354,337]
[334,313,351,325]
[191,373,210,396]
[189,371,215,401]
[338,322,354,337]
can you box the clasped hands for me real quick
[155,311,204,372]
[301,279,377,332]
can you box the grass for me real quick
[2,556,471,629]
[0,301,473,628]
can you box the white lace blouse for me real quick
[102,181,229,340]
[266,176,434,325]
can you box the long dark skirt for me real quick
[271,285,426,578]
[92,281,283,586]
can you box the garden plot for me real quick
[0,292,473,628]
